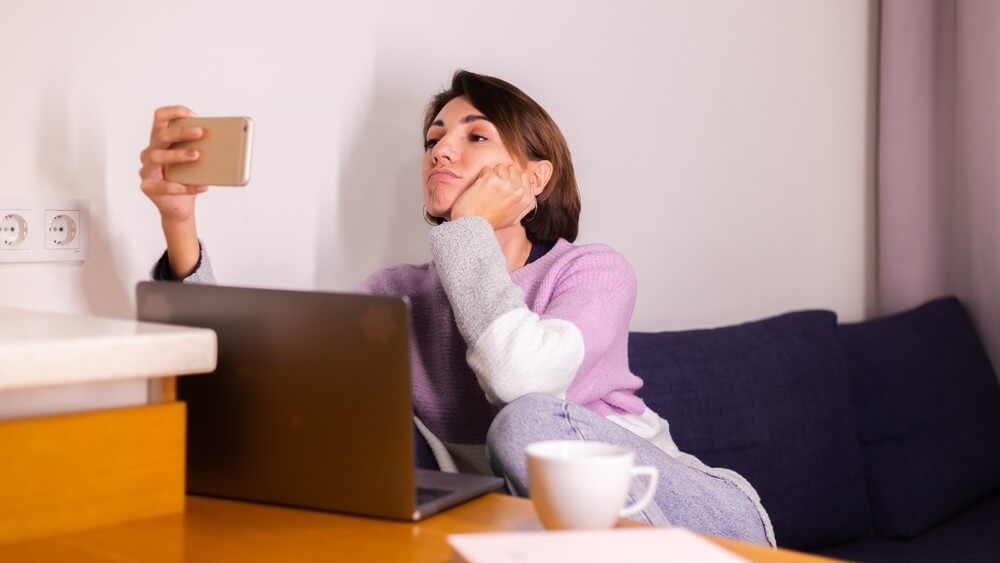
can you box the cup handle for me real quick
[619,465,659,518]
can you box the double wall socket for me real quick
[0,199,88,263]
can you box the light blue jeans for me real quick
[486,394,774,546]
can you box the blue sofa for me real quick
[629,297,1000,562]
[415,296,1000,561]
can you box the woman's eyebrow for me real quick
[429,114,491,128]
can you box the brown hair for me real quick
[423,70,581,243]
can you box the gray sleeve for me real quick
[149,239,216,284]
[428,216,524,344]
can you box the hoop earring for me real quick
[423,206,442,226]
[522,199,538,223]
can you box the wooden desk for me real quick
[0,494,838,562]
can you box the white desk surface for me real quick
[0,306,216,392]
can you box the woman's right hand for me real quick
[139,105,207,279]
[138,105,207,224]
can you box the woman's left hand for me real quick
[450,164,537,230]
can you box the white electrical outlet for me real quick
[0,199,88,263]
[0,211,31,249]
[45,210,80,250]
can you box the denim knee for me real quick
[486,393,562,494]
[488,394,547,451]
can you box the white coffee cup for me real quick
[526,440,659,530]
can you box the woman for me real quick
[138,70,775,546]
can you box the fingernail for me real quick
[186,150,198,158]
[192,127,203,135]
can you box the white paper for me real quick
[448,527,750,563]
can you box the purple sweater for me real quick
[153,216,673,473]
[361,218,649,444]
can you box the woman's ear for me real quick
[527,160,553,197]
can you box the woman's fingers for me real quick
[501,164,519,183]
[138,162,157,179]
[157,126,203,146]
[145,148,200,166]
[141,179,208,196]
[484,164,527,186]
[153,105,196,123]
[138,148,198,179]
[149,105,196,148]
[472,165,496,190]
[497,164,531,192]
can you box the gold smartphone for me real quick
[165,117,254,187]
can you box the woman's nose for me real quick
[431,136,457,164]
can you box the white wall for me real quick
[0,0,876,332]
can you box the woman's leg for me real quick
[486,393,775,547]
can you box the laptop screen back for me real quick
[136,281,417,519]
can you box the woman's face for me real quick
[422,96,519,220]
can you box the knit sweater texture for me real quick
[362,217,650,446]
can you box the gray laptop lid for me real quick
[136,281,418,519]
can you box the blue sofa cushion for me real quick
[629,311,871,549]
[814,494,1000,563]
[838,297,1000,539]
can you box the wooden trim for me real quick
[0,402,186,544]
[147,376,177,403]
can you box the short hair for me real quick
[423,70,581,243]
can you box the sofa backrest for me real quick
[629,310,871,549]
[838,297,1000,539]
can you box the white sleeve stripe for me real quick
[466,308,585,405]
[413,416,458,473]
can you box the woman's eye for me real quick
[424,138,439,151]
[469,134,487,143]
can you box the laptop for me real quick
[136,281,504,521]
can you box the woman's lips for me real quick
[427,170,460,183]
